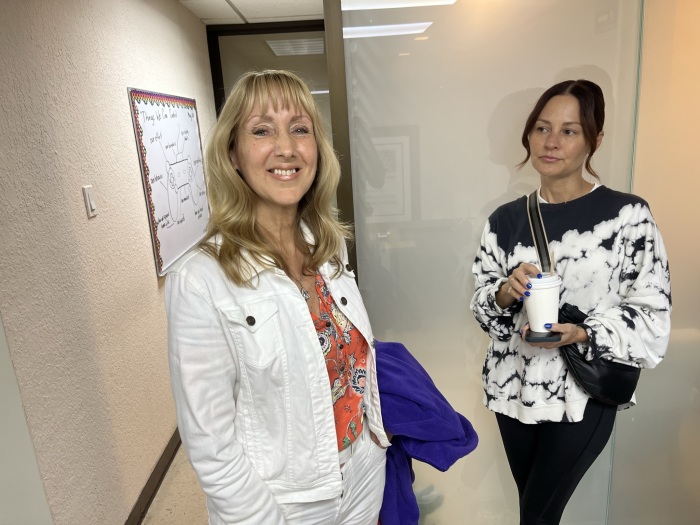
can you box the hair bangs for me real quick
[247,72,313,120]
[201,69,351,286]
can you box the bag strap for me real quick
[526,191,552,275]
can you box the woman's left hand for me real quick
[371,430,390,449]
[521,322,589,349]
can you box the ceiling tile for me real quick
[233,0,324,23]
[179,0,245,23]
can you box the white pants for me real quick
[280,427,387,525]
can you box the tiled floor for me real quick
[142,447,208,524]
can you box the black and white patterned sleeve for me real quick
[582,204,672,368]
[470,220,520,341]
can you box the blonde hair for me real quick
[200,70,352,285]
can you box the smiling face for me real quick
[230,100,318,221]
[528,95,601,181]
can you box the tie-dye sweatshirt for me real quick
[470,186,671,423]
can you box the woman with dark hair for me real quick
[166,70,389,525]
[470,79,671,524]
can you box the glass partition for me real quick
[340,1,643,522]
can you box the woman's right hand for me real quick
[496,263,543,309]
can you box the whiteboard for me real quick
[128,88,209,275]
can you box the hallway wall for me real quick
[608,0,700,522]
[0,1,216,523]
[632,0,698,330]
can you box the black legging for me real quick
[496,399,617,525]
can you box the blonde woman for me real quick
[166,70,389,525]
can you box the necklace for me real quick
[291,274,311,301]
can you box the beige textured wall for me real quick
[609,1,700,523]
[0,1,215,523]
[632,0,698,330]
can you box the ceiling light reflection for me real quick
[266,38,325,56]
[343,22,432,39]
[341,0,456,10]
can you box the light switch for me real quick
[82,185,97,218]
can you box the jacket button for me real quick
[325,320,332,327]
[345,263,353,272]
[246,316,256,326]
[340,297,347,305]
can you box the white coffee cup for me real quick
[523,273,561,333]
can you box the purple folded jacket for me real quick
[376,340,478,525]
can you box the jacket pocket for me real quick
[219,299,283,368]
[219,300,289,479]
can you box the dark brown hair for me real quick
[519,79,605,179]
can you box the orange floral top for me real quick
[311,273,367,450]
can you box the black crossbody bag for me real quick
[526,191,641,405]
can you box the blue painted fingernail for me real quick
[544,323,552,329]
[526,283,532,289]
[524,291,531,297]
[519,296,524,301]
[518,329,523,335]
[537,273,543,279]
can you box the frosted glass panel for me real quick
[342,1,642,523]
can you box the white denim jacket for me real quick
[165,237,388,525]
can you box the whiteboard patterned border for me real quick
[128,88,208,276]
